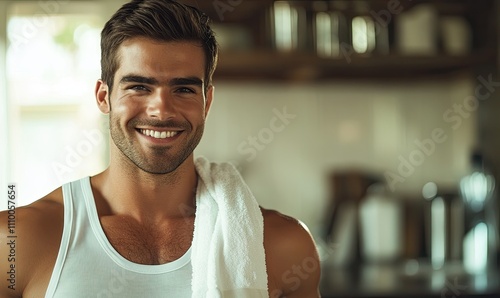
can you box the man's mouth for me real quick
[139,129,180,139]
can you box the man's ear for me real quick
[95,80,110,114]
[204,85,214,119]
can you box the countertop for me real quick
[320,261,500,298]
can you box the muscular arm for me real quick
[0,209,23,298]
[263,209,321,298]
[0,190,64,298]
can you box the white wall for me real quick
[196,75,477,234]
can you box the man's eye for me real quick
[129,85,149,92]
[176,87,195,94]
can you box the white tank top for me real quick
[44,177,193,297]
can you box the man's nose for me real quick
[147,90,177,120]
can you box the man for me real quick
[0,0,320,297]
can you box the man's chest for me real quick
[100,216,194,265]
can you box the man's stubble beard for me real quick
[109,112,205,175]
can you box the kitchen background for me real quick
[0,0,499,297]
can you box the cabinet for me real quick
[180,0,498,81]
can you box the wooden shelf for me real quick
[181,0,483,23]
[176,0,498,81]
[214,49,496,81]
[179,0,272,22]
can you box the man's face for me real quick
[99,37,213,174]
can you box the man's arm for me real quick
[263,208,321,298]
[0,192,64,298]
[0,209,25,298]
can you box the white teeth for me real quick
[140,129,178,139]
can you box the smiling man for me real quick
[0,1,320,297]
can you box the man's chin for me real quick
[134,155,191,175]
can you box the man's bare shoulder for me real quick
[0,186,64,234]
[1,187,64,224]
[261,208,321,298]
[0,187,64,297]
[261,208,317,255]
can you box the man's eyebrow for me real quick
[119,75,204,88]
[169,77,204,88]
[119,75,159,85]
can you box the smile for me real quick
[139,129,179,139]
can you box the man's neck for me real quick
[91,155,198,225]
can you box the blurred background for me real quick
[0,0,499,297]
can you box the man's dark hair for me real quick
[100,0,219,93]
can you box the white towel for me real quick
[192,157,269,298]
